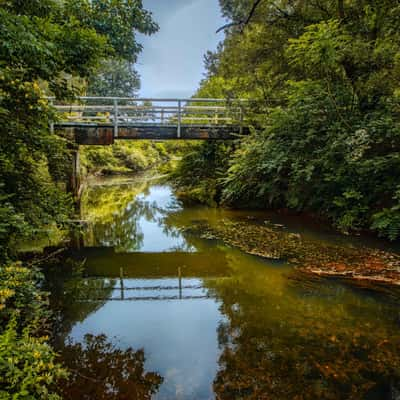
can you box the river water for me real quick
[46,174,400,400]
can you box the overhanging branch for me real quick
[216,0,264,33]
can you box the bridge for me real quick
[50,97,249,144]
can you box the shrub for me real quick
[0,319,67,400]
[0,263,49,332]
[0,263,67,399]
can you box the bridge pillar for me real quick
[66,147,81,202]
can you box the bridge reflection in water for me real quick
[74,248,230,302]
[54,246,229,400]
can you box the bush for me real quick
[80,141,172,175]
[0,319,67,400]
[0,263,67,399]
[0,263,49,331]
[172,141,233,206]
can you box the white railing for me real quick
[48,97,247,138]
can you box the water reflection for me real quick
[46,177,400,400]
[208,252,400,400]
[60,333,163,400]
[45,248,231,400]
[81,178,193,252]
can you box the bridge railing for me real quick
[48,97,248,138]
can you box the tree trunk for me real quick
[338,0,345,19]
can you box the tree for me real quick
[178,0,400,239]
[0,0,158,260]
[87,58,140,97]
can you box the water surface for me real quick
[47,174,400,400]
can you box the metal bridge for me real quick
[50,97,249,143]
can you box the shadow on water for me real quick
[43,174,400,400]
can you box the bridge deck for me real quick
[51,97,249,143]
[55,123,247,143]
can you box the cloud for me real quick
[136,0,225,98]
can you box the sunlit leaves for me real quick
[287,20,351,78]
[0,318,67,400]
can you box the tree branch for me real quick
[216,0,264,33]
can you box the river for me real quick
[44,174,400,400]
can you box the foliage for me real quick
[87,58,141,97]
[80,141,172,175]
[0,263,49,332]
[0,263,67,399]
[0,0,158,260]
[0,0,158,397]
[0,318,67,400]
[177,0,400,239]
[171,141,233,206]
[68,0,158,63]
[371,189,400,240]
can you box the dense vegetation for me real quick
[1,0,399,396]
[81,140,193,176]
[0,0,158,397]
[0,0,157,261]
[176,0,400,240]
[81,141,168,176]
[0,263,67,399]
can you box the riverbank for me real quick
[188,219,400,295]
[0,262,67,398]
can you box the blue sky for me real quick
[136,0,225,99]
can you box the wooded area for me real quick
[176,0,400,240]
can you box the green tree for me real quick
[179,0,400,239]
[0,0,158,260]
[87,58,140,97]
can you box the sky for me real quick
[136,0,225,99]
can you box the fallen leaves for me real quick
[191,219,400,294]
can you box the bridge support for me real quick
[66,147,81,202]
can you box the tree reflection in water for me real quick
[82,183,148,250]
[59,334,163,400]
[209,264,400,400]
[56,178,400,399]
[82,179,191,252]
